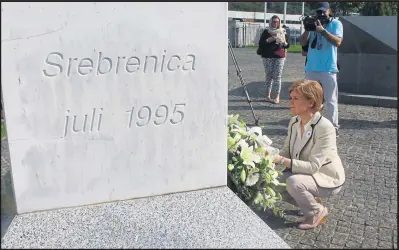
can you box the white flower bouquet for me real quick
[227,114,286,217]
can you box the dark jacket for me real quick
[258,29,290,59]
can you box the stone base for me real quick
[1,187,289,248]
[339,92,397,108]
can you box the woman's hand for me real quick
[315,20,325,33]
[273,155,291,169]
[266,36,276,43]
[273,155,282,164]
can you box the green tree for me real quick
[228,2,398,16]
[228,2,264,12]
[305,1,397,16]
[228,2,312,15]
[305,2,362,16]
[360,2,398,16]
[330,2,364,16]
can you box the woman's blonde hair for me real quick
[269,15,281,29]
[289,79,324,112]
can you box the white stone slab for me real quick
[1,2,228,213]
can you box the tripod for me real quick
[228,40,260,126]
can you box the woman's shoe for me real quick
[298,197,322,217]
[298,206,328,230]
[273,94,280,104]
[270,99,279,104]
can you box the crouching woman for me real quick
[273,79,345,230]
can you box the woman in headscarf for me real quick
[257,15,290,104]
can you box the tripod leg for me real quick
[228,40,260,126]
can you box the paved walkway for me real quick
[229,49,397,249]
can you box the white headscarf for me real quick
[268,15,286,44]
[268,15,281,30]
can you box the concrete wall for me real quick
[338,54,397,97]
[341,16,397,51]
[338,16,397,97]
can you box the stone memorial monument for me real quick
[1,2,288,248]
[337,16,397,107]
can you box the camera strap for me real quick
[310,32,318,49]
[312,19,331,50]
[316,20,333,50]
[316,33,323,50]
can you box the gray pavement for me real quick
[1,49,397,248]
[229,49,397,249]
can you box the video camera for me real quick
[301,14,331,31]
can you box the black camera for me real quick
[302,14,331,31]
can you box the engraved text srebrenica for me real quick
[43,50,196,77]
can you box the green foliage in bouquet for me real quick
[227,114,286,217]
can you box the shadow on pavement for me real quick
[1,170,16,239]
[339,118,397,130]
[260,128,288,137]
[229,81,293,100]
[229,105,287,111]
[260,119,291,127]
[254,210,299,230]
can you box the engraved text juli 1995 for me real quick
[41,50,196,138]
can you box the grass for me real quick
[1,120,6,139]
[287,44,302,53]
[245,44,303,53]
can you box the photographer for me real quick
[299,2,343,136]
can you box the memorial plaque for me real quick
[1,2,228,213]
